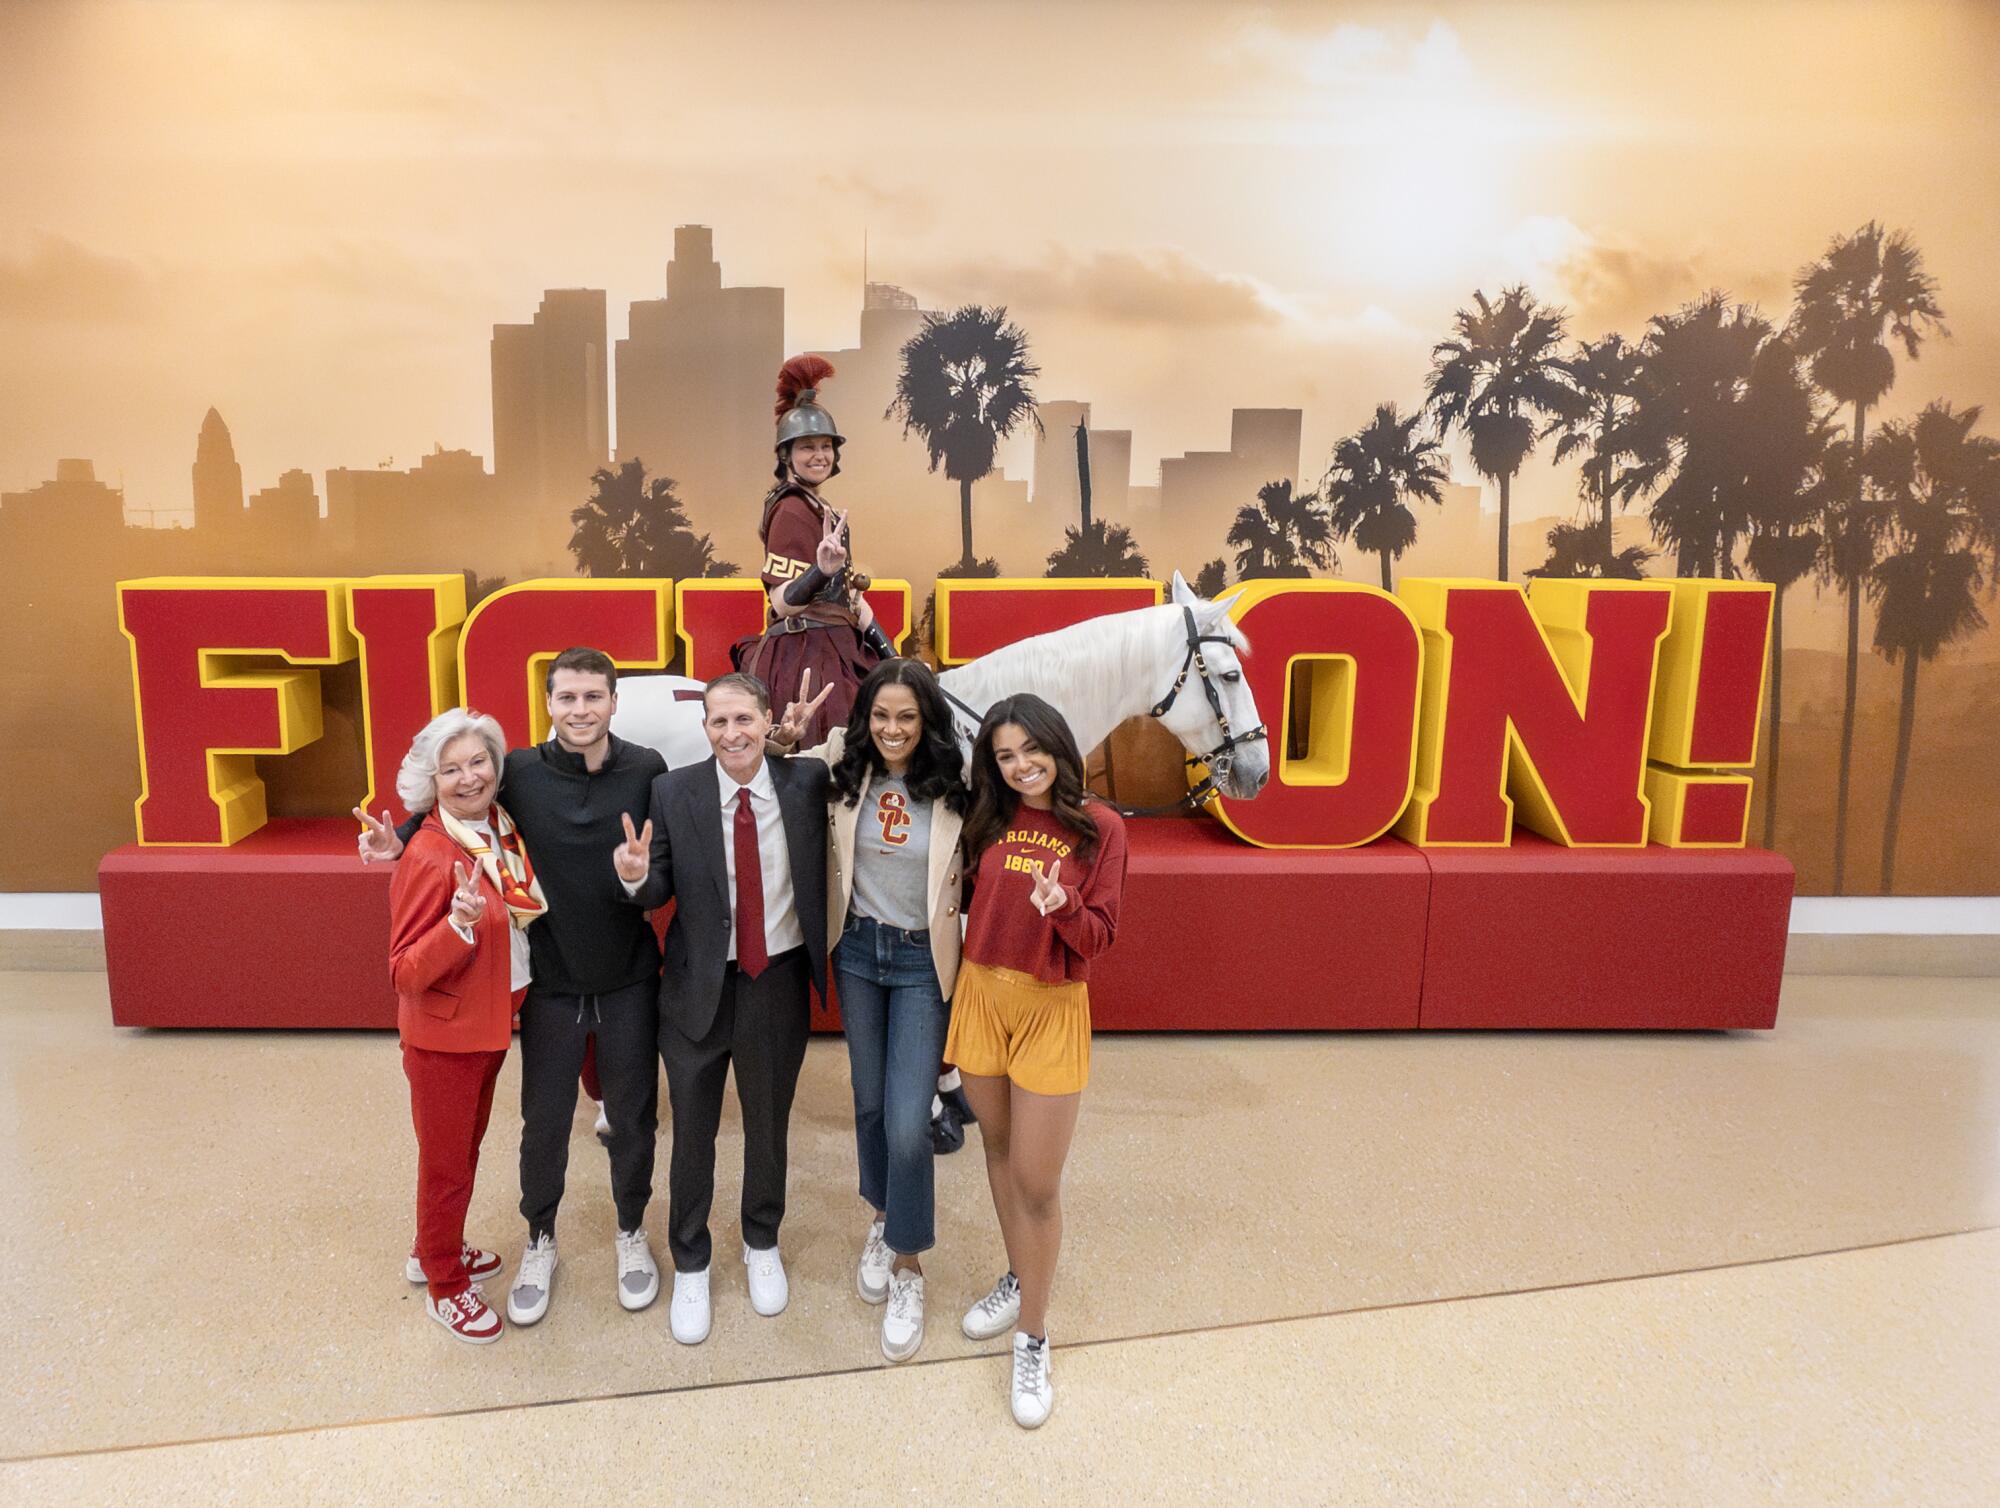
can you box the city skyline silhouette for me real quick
[1,1,1995,898]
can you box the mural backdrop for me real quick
[2,0,1996,895]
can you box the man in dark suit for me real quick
[614,670,830,1345]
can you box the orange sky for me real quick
[2,0,1995,527]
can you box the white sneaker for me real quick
[856,1219,893,1304]
[615,1228,659,1312]
[427,1284,504,1345]
[670,1267,711,1345]
[743,1243,789,1316]
[881,1269,925,1362]
[507,1232,558,1325]
[593,1099,611,1139]
[962,1270,1021,1340]
[1010,1330,1054,1428]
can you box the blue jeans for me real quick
[834,913,950,1255]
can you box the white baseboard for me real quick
[0,894,103,929]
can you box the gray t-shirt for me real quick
[850,775,932,932]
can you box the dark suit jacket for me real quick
[627,754,831,1040]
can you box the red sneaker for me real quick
[426,1285,503,1344]
[406,1245,504,1285]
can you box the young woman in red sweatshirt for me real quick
[945,692,1127,1429]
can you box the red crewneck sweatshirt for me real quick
[961,800,1128,984]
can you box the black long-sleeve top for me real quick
[396,734,667,995]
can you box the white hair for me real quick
[397,708,507,813]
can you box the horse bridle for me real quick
[939,605,1266,815]
[1143,605,1268,811]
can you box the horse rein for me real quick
[937,606,1267,817]
[1140,605,1269,812]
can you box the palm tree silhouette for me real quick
[1192,559,1229,597]
[1866,402,1997,892]
[1527,520,1652,580]
[1741,346,1843,849]
[1546,334,1643,559]
[1616,293,1777,578]
[1045,519,1150,578]
[1788,222,1946,894]
[1226,479,1336,580]
[1324,403,1449,590]
[1424,285,1578,581]
[569,458,738,578]
[887,305,1040,568]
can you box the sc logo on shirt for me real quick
[874,790,910,847]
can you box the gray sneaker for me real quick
[857,1219,893,1305]
[507,1232,557,1325]
[961,1270,1021,1340]
[615,1228,659,1312]
[881,1269,925,1362]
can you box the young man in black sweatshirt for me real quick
[364,647,668,1324]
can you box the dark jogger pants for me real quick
[517,979,659,1239]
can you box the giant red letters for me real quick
[120,578,359,844]
[458,580,672,747]
[116,573,1773,850]
[1208,581,1423,848]
[346,575,466,825]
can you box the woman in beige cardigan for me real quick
[773,658,969,1363]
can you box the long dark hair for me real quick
[831,658,969,815]
[963,693,1100,865]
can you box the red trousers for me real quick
[581,1034,602,1102]
[403,1042,507,1299]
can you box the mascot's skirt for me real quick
[732,619,877,747]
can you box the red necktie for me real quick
[734,787,768,978]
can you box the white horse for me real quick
[611,570,1270,803]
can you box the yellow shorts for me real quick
[945,960,1092,1096]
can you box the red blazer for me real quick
[388,814,518,1052]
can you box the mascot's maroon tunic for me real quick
[733,482,878,746]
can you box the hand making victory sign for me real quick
[1029,858,1065,917]
[613,811,654,885]
[772,667,836,748]
[814,507,850,575]
[354,805,403,864]
[448,861,486,930]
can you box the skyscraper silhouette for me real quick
[0,458,125,545]
[1033,401,1092,520]
[616,227,782,542]
[492,288,610,574]
[191,408,244,537]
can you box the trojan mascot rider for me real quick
[732,355,895,745]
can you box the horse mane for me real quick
[938,601,1247,754]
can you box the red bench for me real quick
[99,818,1791,1031]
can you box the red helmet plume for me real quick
[775,354,836,418]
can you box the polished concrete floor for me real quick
[2,971,1996,1502]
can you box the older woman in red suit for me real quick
[390,708,545,1344]
[734,355,897,747]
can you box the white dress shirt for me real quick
[719,758,806,962]
[622,758,807,963]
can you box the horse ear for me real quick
[1169,569,1195,605]
[1208,586,1245,616]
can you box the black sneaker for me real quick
[929,1096,966,1155]
[940,1082,977,1126]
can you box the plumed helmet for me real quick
[774,354,845,451]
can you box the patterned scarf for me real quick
[436,803,548,930]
